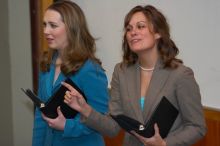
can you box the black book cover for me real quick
[21,78,86,119]
[111,96,179,138]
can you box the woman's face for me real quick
[126,12,160,53]
[43,9,68,50]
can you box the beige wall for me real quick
[0,0,13,145]
[0,0,33,145]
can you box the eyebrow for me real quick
[127,21,147,26]
[43,21,60,25]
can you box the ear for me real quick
[154,33,161,39]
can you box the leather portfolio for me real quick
[21,78,86,119]
[111,96,178,138]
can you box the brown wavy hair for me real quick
[122,5,182,68]
[40,0,101,74]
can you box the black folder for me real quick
[21,78,86,119]
[111,96,179,138]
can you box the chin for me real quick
[130,47,145,52]
[48,45,57,49]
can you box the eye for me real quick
[43,22,46,28]
[137,23,146,30]
[125,25,132,32]
[50,23,58,28]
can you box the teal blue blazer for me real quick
[32,59,109,146]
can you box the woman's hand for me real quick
[42,107,66,131]
[131,124,166,146]
[62,81,92,117]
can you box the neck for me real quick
[138,46,158,67]
[55,56,62,66]
[138,54,158,69]
[57,49,64,57]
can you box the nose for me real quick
[43,25,50,35]
[130,27,138,36]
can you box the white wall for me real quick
[72,0,220,109]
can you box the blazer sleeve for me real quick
[32,73,47,146]
[63,62,110,137]
[165,67,207,146]
[81,63,122,137]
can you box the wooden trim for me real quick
[193,106,220,146]
[29,0,41,93]
[204,106,220,121]
[29,0,53,93]
[104,130,124,146]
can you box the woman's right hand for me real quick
[62,81,92,117]
[131,124,166,146]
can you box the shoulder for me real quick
[79,59,104,74]
[168,64,198,88]
[113,62,135,74]
[74,59,107,83]
[171,64,195,79]
[113,63,123,72]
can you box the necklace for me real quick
[138,64,154,71]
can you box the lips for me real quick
[46,38,54,44]
[130,38,141,45]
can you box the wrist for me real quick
[81,103,92,117]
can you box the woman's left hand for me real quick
[131,124,166,146]
[42,107,66,131]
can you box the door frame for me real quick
[29,0,53,92]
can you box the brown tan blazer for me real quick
[83,60,206,146]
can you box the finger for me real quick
[130,130,137,136]
[64,99,70,104]
[42,113,51,122]
[62,82,76,91]
[64,93,71,101]
[69,89,80,97]
[41,113,55,128]
[131,131,147,144]
[154,123,160,136]
[70,91,83,99]
[57,106,61,115]
[57,106,64,118]
[64,95,71,102]
[65,90,71,97]
[41,113,47,120]
[62,82,81,97]
[132,131,142,139]
[131,131,143,140]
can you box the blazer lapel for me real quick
[45,65,55,98]
[52,73,66,94]
[125,63,144,123]
[143,60,171,122]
